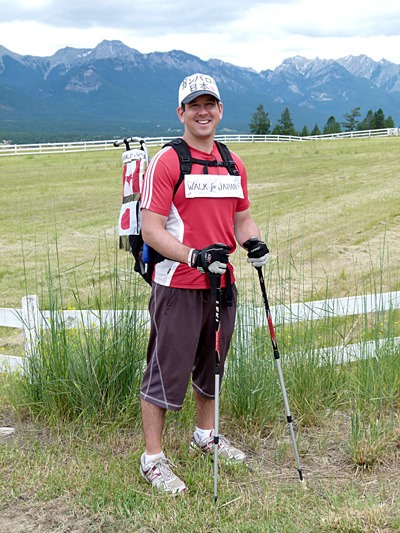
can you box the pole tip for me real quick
[299,478,307,490]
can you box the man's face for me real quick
[177,95,223,140]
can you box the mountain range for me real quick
[1,40,400,142]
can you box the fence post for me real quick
[21,295,40,360]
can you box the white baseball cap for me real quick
[178,73,221,106]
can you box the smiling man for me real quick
[138,73,270,494]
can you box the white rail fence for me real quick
[0,128,399,157]
[1,291,399,373]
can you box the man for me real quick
[139,73,269,494]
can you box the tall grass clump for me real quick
[226,293,282,429]
[343,246,400,467]
[349,344,400,415]
[345,343,400,469]
[348,407,395,470]
[17,238,149,425]
[225,237,400,433]
[226,243,348,428]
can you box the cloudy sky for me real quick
[1,0,400,71]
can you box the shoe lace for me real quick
[156,457,177,481]
[218,435,231,447]
[144,457,182,489]
[198,434,231,451]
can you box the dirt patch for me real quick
[0,498,107,533]
[0,497,157,533]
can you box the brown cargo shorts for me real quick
[140,282,237,411]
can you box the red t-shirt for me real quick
[140,142,251,288]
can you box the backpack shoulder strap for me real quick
[163,138,239,193]
[215,140,239,176]
[163,138,191,196]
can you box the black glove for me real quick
[189,243,231,275]
[243,237,270,268]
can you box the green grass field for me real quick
[1,137,400,310]
[1,137,400,532]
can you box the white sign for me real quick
[184,174,244,198]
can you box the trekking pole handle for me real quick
[113,136,147,147]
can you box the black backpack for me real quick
[116,137,239,285]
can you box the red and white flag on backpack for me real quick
[118,147,148,238]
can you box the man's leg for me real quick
[140,398,187,494]
[194,389,214,430]
[141,398,166,454]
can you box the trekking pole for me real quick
[209,274,222,503]
[256,267,304,483]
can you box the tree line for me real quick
[2,105,396,145]
[249,105,396,136]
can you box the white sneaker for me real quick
[140,453,187,495]
[190,431,246,462]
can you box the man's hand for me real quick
[189,243,231,275]
[243,237,270,268]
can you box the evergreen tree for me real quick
[385,115,395,128]
[342,107,361,131]
[358,109,374,131]
[310,124,321,136]
[372,108,386,129]
[272,107,296,135]
[300,125,310,137]
[249,104,271,134]
[323,116,341,134]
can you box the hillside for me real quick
[0,42,400,141]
